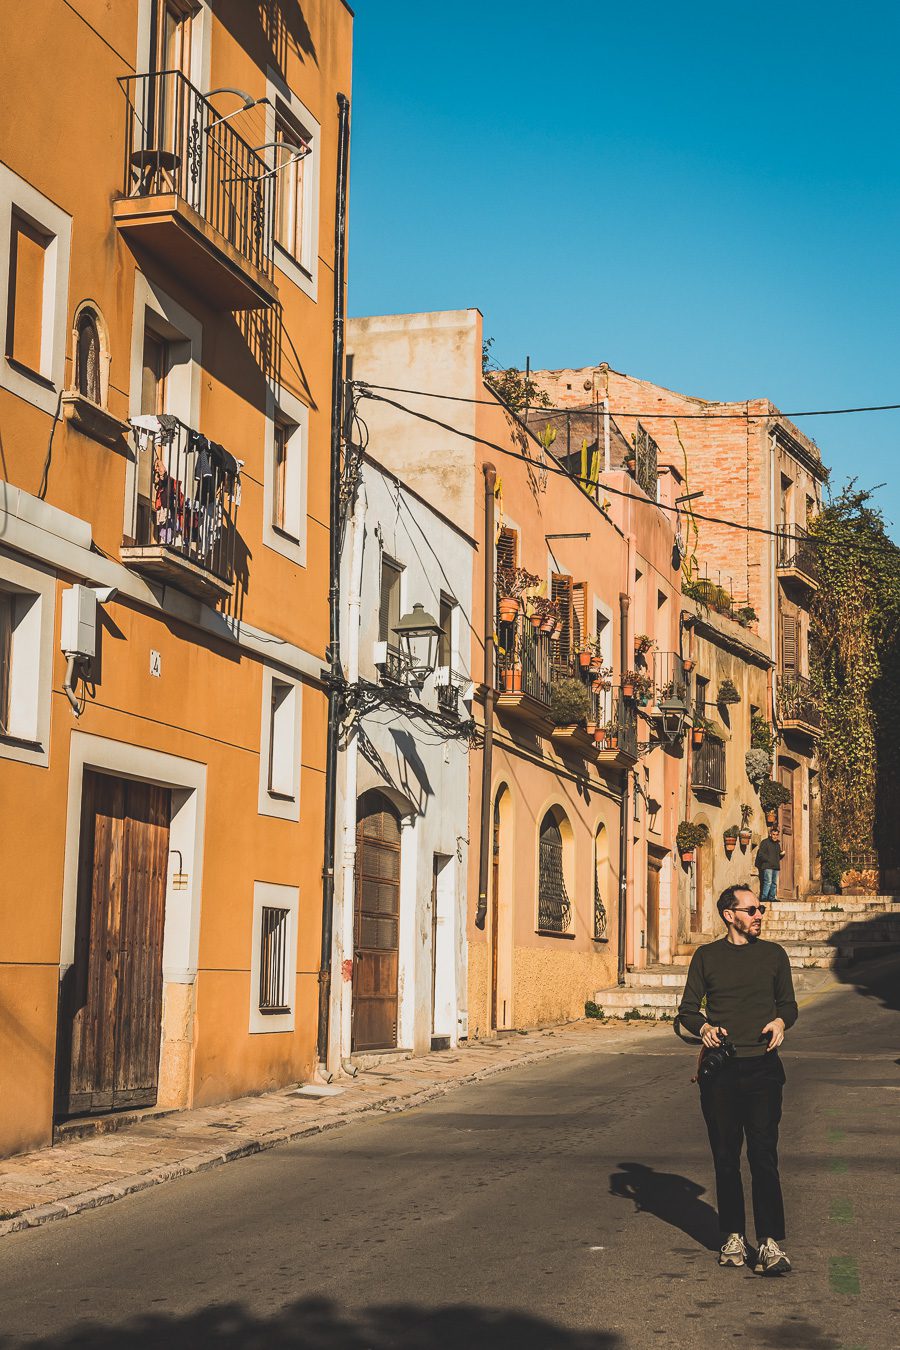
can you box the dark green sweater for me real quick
[677,938,798,1057]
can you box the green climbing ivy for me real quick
[809,484,900,887]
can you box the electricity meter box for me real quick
[61,585,98,661]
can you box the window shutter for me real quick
[551,573,573,665]
[496,527,517,571]
[781,613,798,673]
[572,581,587,653]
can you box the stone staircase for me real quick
[593,897,900,1020]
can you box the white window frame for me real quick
[0,165,72,415]
[265,70,320,302]
[249,881,299,1034]
[136,0,210,90]
[0,551,55,768]
[258,666,302,820]
[262,385,309,566]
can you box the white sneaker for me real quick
[754,1237,792,1275]
[718,1233,751,1267]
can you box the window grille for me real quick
[593,870,608,941]
[75,310,101,404]
[259,905,291,1014]
[634,422,659,499]
[496,527,517,571]
[538,816,571,933]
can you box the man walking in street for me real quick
[677,884,798,1275]
[755,825,784,903]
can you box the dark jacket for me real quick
[755,838,783,871]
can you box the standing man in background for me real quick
[755,825,784,903]
[677,884,798,1275]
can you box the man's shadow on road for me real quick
[609,1162,719,1250]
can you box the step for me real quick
[593,986,679,1018]
[623,967,685,988]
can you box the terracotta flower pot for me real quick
[682,659,695,673]
[739,829,752,847]
[551,624,563,640]
[692,728,705,746]
[586,722,597,737]
[724,837,737,856]
[540,618,555,633]
[622,681,635,699]
[579,652,591,668]
[765,808,777,824]
[530,613,542,629]
[680,849,695,865]
[607,734,619,750]
[594,729,606,746]
[498,597,519,623]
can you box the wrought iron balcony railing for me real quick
[497,612,552,707]
[692,735,726,795]
[654,650,690,708]
[777,526,820,588]
[437,681,460,717]
[118,70,275,297]
[778,674,822,732]
[124,416,240,597]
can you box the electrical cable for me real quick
[355,380,900,422]
[356,388,900,562]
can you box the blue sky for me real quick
[347,2,900,533]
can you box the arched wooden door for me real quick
[352,794,401,1052]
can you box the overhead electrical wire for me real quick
[354,387,900,562]
[355,380,900,422]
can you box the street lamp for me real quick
[655,692,689,745]
[393,603,442,688]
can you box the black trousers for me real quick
[700,1052,786,1242]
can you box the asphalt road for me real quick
[0,957,897,1350]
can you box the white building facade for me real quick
[329,453,476,1067]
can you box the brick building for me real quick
[529,364,827,900]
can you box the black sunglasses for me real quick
[730,904,766,917]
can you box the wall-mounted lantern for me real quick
[394,603,442,688]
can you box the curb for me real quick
[0,1036,583,1240]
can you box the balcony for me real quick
[653,650,690,708]
[496,612,552,729]
[596,695,640,768]
[122,417,240,600]
[778,674,822,738]
[115,72,278,311]
[692,735,726,796]
[777,526,820,592]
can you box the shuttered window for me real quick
[379,558,403,645]
[781,613,799,674]
[496,527,517,571]
[551,574,587,667]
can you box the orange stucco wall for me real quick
[0,0,352,1157]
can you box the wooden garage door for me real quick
[352,796,401,1052]
[58,771,170,1117]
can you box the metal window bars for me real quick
[129,417,240,584]
[119,70,275,281]
[593,871,608,941]
[691,735,726,794]
[777,674,822,730]
[259,905,290,1014]
[538,826,572,933]
[633,422,659,499]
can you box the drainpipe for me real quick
[618,584,631,985]
[332,478,366,1071]
[317,91,351,1066]
[475,463,497,932]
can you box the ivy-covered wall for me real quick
[809,485,900,888]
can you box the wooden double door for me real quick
[57,771,171,1118]
[352,794,401,1053]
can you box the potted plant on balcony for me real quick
[603,719,620,750]
[750,713,777,757]
[682,655,696,674]
[634,633,654,658]
[692,715,710,747]
[588,636,606,673]
[594,724,607,747]
[717,678,741,706]
[676,820,709,865]
[723,824,740,857]
[759,778,790,824]
[591,664,613,694]
[578,640,593,670]
[735,605,758,628]
[497,565,539,624]
[549,676,593,728]
[739,804,753,848]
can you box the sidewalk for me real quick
[0,1019,668,1239]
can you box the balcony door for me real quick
[778,762,797,897]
